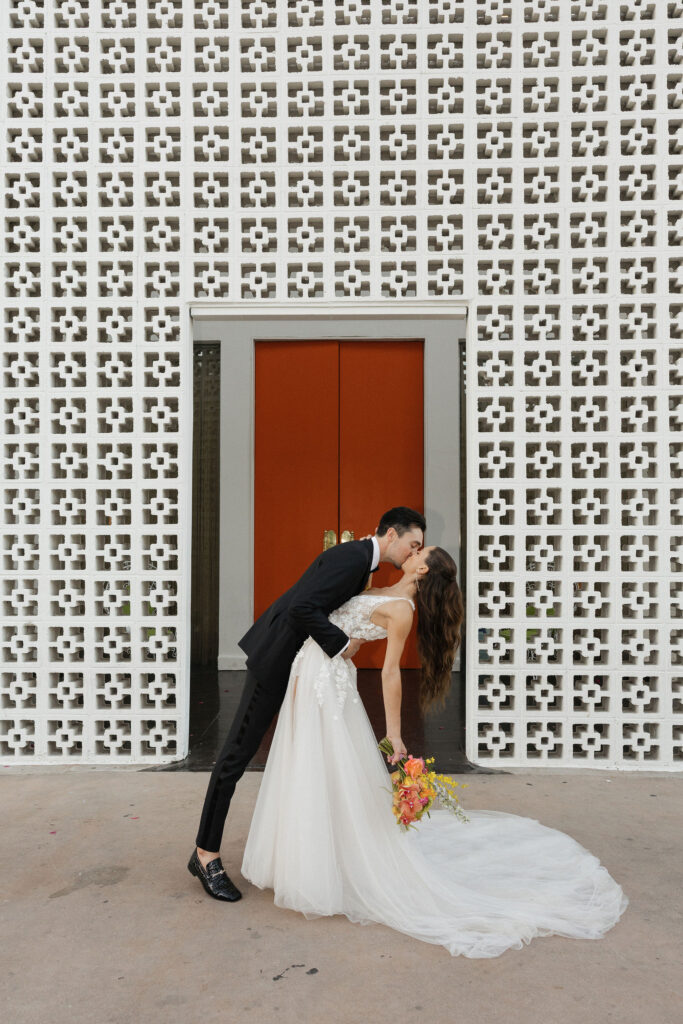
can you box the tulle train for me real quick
[241,639,628,958]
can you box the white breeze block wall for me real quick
[1,0,681,767]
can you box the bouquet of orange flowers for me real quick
[378,737,469,832]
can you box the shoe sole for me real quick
[188,855,242,902]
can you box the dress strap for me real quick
[366,594,415,611]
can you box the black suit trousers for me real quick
[195,669,285,852]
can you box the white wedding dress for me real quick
[241,594,628,958]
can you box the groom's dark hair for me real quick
[377,506,426,537]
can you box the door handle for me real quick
[341,530,354,543]
[323,529,337,551]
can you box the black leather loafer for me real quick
[188,849,242,902]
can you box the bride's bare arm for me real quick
[379,603,413,763]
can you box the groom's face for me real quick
[385,526,424,569]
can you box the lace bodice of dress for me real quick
[290,593,415,714]
[329,593,415,643]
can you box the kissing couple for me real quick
[189,506,627,958]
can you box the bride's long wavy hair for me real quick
[415,547,464,713]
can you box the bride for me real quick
[242,545,628,958]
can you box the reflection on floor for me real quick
[165,667,483,773]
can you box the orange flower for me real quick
[403,756,426,779]
[397,800,417,824]
[398,782,419,806]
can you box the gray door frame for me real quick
[189,303,468,671]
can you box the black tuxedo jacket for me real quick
[238,538,374,692]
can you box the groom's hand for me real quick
[341,637,364,660]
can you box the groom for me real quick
[189,505,426,901]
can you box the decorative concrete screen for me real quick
[1,0,681,767]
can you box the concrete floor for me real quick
[1,767,681,1024]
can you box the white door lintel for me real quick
[189,300,469,321]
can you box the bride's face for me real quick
[401,545,435,576]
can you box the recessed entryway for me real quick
[184,307,471,771]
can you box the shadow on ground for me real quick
[151,667,498,774]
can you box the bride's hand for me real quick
[386,736,407,763]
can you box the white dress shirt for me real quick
[370,534,380,572]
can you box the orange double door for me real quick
[254,339,424,669]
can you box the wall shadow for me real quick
[154,666,497,774]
